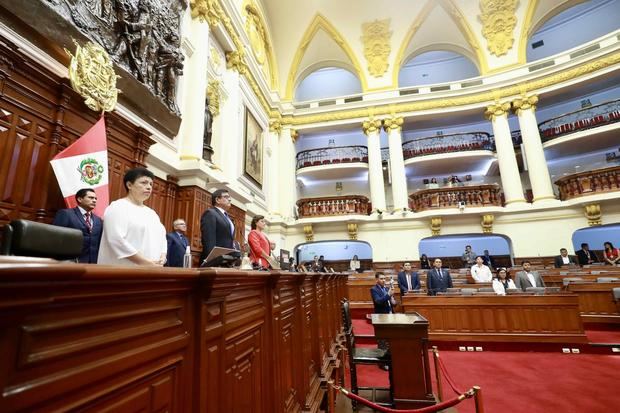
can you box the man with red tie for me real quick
[52,188,103,263]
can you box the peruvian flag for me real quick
[50,116,109,217]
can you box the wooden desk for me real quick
[371,313,436,409]
[567,282,620,323]
[401,295,587,343]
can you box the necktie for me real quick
[224,212,234,236]
[438,269,443,281]
[407,274,412,290]
[84,212,92,232]
[178,233,187,248]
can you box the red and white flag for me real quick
[51,116,109,217]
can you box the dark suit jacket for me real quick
[554,255,578,268]
[52,207,102,263]
[166,231,188,268]
[426,268,453,296]
[576,249,599,266]
[200,207,235,264]
[514,271,546,291]
[397,271,420,294]
[370,284,393,314]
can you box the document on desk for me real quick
[203,247,239,265]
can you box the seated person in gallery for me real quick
[419,253,431,269]
[603,242,620,266]
[515,261,546,291]
[427,258,453,296]
[576,243,599,266]
[427,177,439,189]
[492,268,517,295]
[349,254,361,272]
[447,175,462,187]
[554,248,578,268]
[370,273,395,314]
[471,256,493,283]
[397,262,420,294]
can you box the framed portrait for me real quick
[244,108,263,188]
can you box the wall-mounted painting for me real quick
[244,108,263,188]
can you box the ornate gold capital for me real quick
[290,129,299,143]
[512,94,539,115]
[362,118,382,135]
[481,214,494,234]
[584,203,602,226]
[303,224,314,242]
[190,0,222,27]
[206,80,222,117]
[225,50,247,74]
[430,217,442,236]
[269,119,282,134]
[383,116,403,133]
[361,19,392,78]
[347,223,358,240]
[479,0,518,57]
[484,102,511,121]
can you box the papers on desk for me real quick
[203,247,239,266]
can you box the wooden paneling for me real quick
[567,282,620,323]
[0,262,347,412]
[401,295,587,343]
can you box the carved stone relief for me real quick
[479,0,519,57]
[361,19,392,78]
[42,0,187,114]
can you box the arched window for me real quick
[294,67,362,102]
[399,50,479,88]
[527,0,620,62]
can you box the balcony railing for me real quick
[296,145,368,170]
[409,184,502,212]
[402,132,494,160]
[296,195,371,218]
[539,99,620,142]
[554,166,620,201]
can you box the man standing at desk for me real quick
[515,261,546,291]
[427,258,453,295]
[370,273,395,313]
[200,189,236,266]
[397,262,420,294]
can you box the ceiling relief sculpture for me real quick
[44,0,186,114]
[361,19,392,78]
[479,0,519,57]
[244,4,267,66]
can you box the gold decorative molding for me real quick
[512,94,539,115]
[206,80,222,117]
[484,101,511,120]
[65,41,119,113]
[481,214,494,233]
[290,129,299,143]
[225,50,247,74]
[347,223,358,240]
[269,118,282,134]
[244,4,267,66]
[479,0,519,57]
[190,0,222,27]
[303,224,314,242]
[362,118,382,135]
[361,19,392,78]
[584,203,602,226]
[383,116,403,133]
[430,217,442,236]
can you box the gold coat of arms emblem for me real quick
[66,40,120,112]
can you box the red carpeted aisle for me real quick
[349,320,620,412]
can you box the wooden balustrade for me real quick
[296,195,371,218]
[409,184,502,211]
[0,258,348,412]
[555,166,620,200]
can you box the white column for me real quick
[177,18,210,160]
[278,127,297,220]
[265,120,281,217]
[513,95,557,203]
[215,68,241,182]
[485,103,526,206]
[363,118,386,213]
[383,116,408,212]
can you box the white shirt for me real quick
[216,206,234,235]
[97,198,167,266]
[562,256,570,264]
[492,279,517,295]
[350,260,360,271]
[471,264,493,282]
[526,272,537,287]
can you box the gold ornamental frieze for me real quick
[66,40,119,113]
[479,0,519,57]
[361,19,392,77]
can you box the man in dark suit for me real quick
[576,243,599,266]
[397,262,420,294]
[165,218,189,267]
[515,261,546,291]
[200,189,237,266]
[426,258,453,296]
[554,248,578,268]
[52,188,102,263]
[370,273,394,313]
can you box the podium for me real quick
[371,312,436,409]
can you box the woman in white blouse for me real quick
[98,167,167,266]
[349,255,361,272]
[492,268,517,295]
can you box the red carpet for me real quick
[349,320,620,412]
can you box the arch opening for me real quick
[398,50,480,88]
